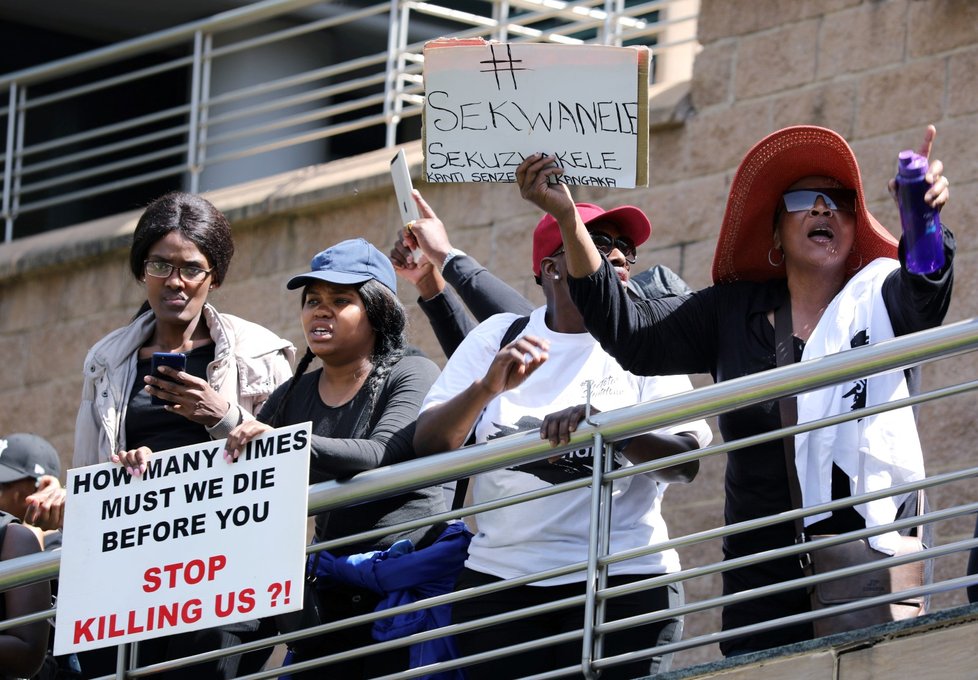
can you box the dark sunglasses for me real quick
[781,188,856,214]
[554,231,637,264]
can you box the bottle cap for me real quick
[898,150,927,177]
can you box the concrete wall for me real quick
[1,0,976,670]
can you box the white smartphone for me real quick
[390,149,423,261]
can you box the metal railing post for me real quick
[384,0,403,148]
[493,0,510,42]
[188,30,204,193]
[197,32,214,192]
[12,87,25,231]
[3,82,17,242]
[115,642,127,679]
[581,429,604,680]
[592,435,616,671]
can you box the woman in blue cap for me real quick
[224,238,446,677]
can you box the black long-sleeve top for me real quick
[566,230,955,562]
[416,255,535,357]
[258,355,445,554]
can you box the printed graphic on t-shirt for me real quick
[844,327,870,412]
[487,415,624,485]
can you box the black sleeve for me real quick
[567,257,720,376]
[884,226,955,335]
[307,357,439,481]
[443,254,535,321]
[255,358,440,482]
[417,286,478,358]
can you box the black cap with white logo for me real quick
[0,433,61,484]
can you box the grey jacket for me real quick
[73,304,295,467]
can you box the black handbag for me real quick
[274,552,326,635]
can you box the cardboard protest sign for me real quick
[54,423,311,655]
[422,39,649,188]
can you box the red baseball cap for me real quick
[532,203,652,278]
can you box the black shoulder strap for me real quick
[499,315,531,349]
[452,317,531,512]
[774,302,807,546]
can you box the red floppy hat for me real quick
[711,125,897,284]
[533,203,652,277]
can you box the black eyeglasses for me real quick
[144,260,213,283]
[591,232,637,263]
[552,232,637,264]
[781,188,856,214]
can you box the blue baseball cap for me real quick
[287,238,397,293]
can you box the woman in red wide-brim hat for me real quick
[516,124,954,655]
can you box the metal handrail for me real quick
[1,0,699,240]
[0,0,328,89]
[1,318,976,677]
[3,317,976,592]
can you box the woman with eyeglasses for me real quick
[414,204,712,679]
[516,125,954,655]
[71,191,295,677]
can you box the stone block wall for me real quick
[1,0,976,670]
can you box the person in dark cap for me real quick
[0,433,53,676]
[0,433,63,546]
[389,188,692,359]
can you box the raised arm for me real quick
[516,154,602,278]
[442,253,534,321]
[391,231,478,357]
[405,190,532,318]
[391,189,534,356]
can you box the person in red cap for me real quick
[388,188,692,360]
[516,124,954,654]
[414,205,712,679]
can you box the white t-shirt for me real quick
[421,307,712,585]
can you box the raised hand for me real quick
[889,125,949,210]
[516,154,575,222]
[480,335,550,397]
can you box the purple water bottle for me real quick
[895,150,944,275]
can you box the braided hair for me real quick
[267,279,406,429]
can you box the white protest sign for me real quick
[54,423,311,655]
[423,40,649,188]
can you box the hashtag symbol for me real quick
[480,43,526,91]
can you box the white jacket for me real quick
[73,304,296,467]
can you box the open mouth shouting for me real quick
[807,221,835,244]
[308,323,334,341]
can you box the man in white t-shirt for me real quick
[414,204,712,680]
